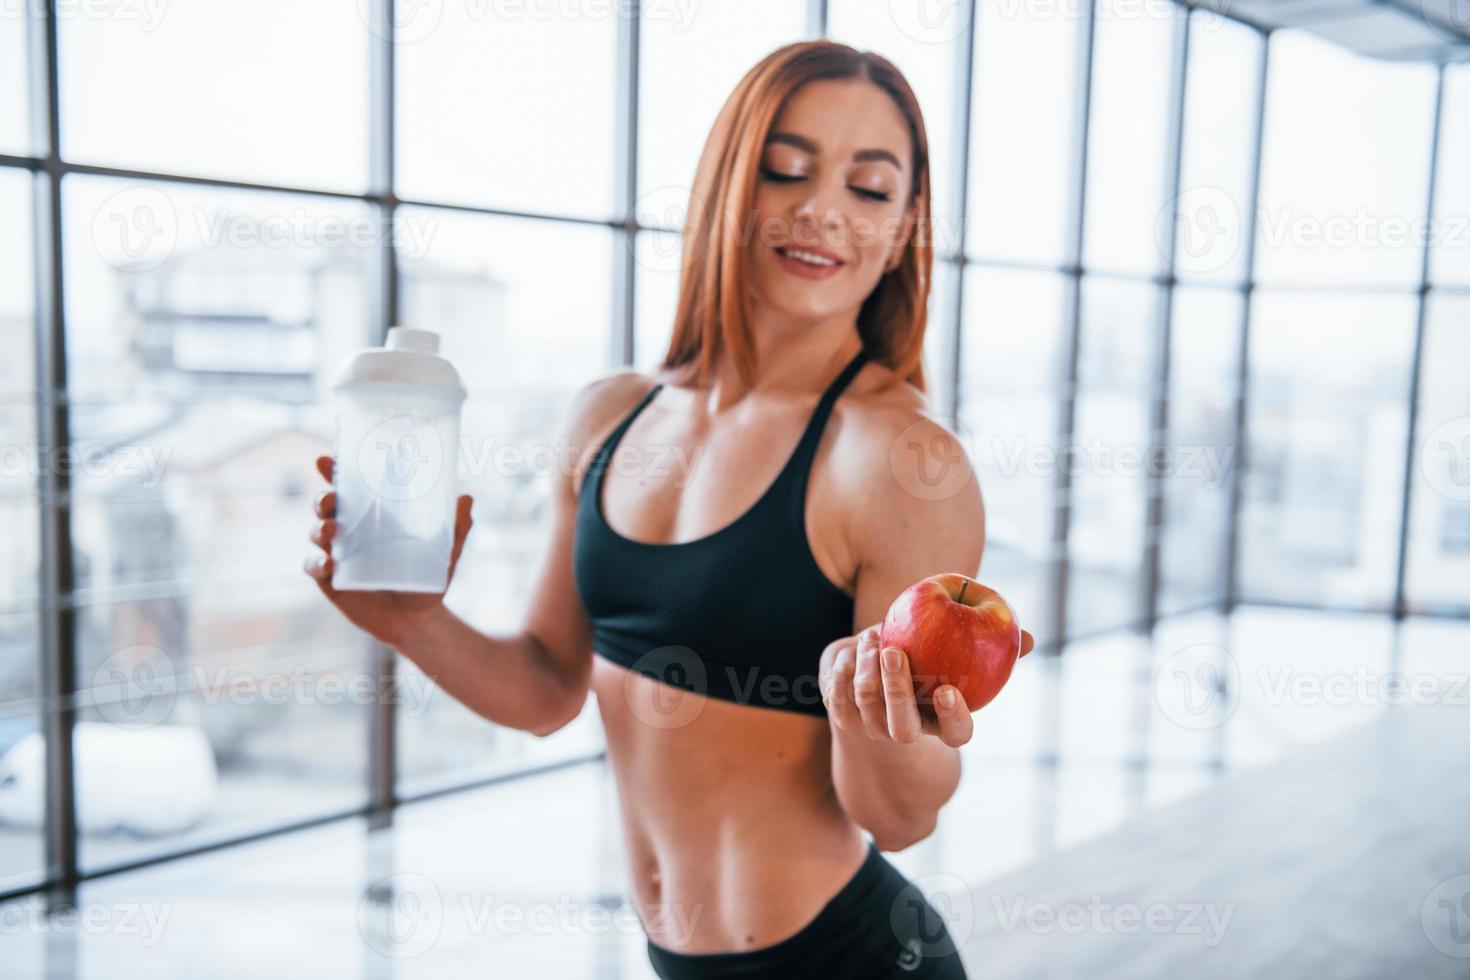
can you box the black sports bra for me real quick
[572,347,868,718]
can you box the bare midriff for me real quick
[591,656,870,955]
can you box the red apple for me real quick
[880,573,1023,712]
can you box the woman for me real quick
[306,40,1032,979]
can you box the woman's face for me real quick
[745,79,917,325]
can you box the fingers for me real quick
[447,495,474,580]
[315,454,334,484]
[305,515,337,589]
[303,546,334,593]
[880,644,923,744]
[1019,628,1036,659]
[822,639,863,734]
[309,518,337,553]
[931,685,974,748]
[853,628,889,739]
[313,489,336,519]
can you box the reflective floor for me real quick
[8,607,1470,979]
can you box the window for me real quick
[1174,12,1266,285]
[1406,292,1470,614]
[1160,285,1242,615]
[0,13,26,156]
[959,267,1070,650]
[396,4,618,220]
[1240,290,1417,609]
[639,2,808,222]
[1067,276,1164,636]
[1081,0,1182,278]
[635,230,682,374]
[0,167,42,891]
[395,207,614,796]
[61,175,379,870]
[967,0,1085,266]
[1429,64,1470,288]
[1255,31,1438,287]
[59,0,369,191]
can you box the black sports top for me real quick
[572,347,868,718]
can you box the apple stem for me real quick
[957,580,969,604]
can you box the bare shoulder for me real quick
[561,369,662,497]
[827,360,983,521]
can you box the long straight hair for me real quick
[655,40,933,394]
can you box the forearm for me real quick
[387,604,587,737]
[830,722,961,850]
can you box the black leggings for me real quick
[644,841,970,979]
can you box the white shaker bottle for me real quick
[330,326,467,592]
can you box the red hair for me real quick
[654,39,933,393]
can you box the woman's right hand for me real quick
[304,454,474,649]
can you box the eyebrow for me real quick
[766,131,904,170]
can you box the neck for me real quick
[704,302,864,415]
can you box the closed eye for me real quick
[759,168,893,204]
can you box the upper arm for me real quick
[519,370,657,697]
[847,411,987,634]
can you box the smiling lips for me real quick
[774,244,846,280]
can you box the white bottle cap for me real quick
[331,325,467,401]
[385,326,440,354]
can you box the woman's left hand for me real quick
[819,623,1035,749]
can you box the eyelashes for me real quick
[758,167,893,204]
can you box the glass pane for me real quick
[827,0,964,256]
[1240,290,1417,609]
[0,168,42,891]
[1429,64,1470,288]
[959,267,1070,650]
[59,1,368,191]
[1067,277,1163,636]
[396,207,614,794]
[635,229,681,374]
[60,175,380,868]
[0,613,43,893]
[639,2,807,221]
[396,4,617,220]
[76,604,373,872]
[1159,285,1242,616]
[925,257,956,416]
[1173,11,1264,285]
[1255,30,1437,286]
[0,168,34,414]
[968,0,1083,265]
[0,13,27,156]
[1406,292,1470,614]
[1081,0,1181,278]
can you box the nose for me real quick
[792,184,847,246]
